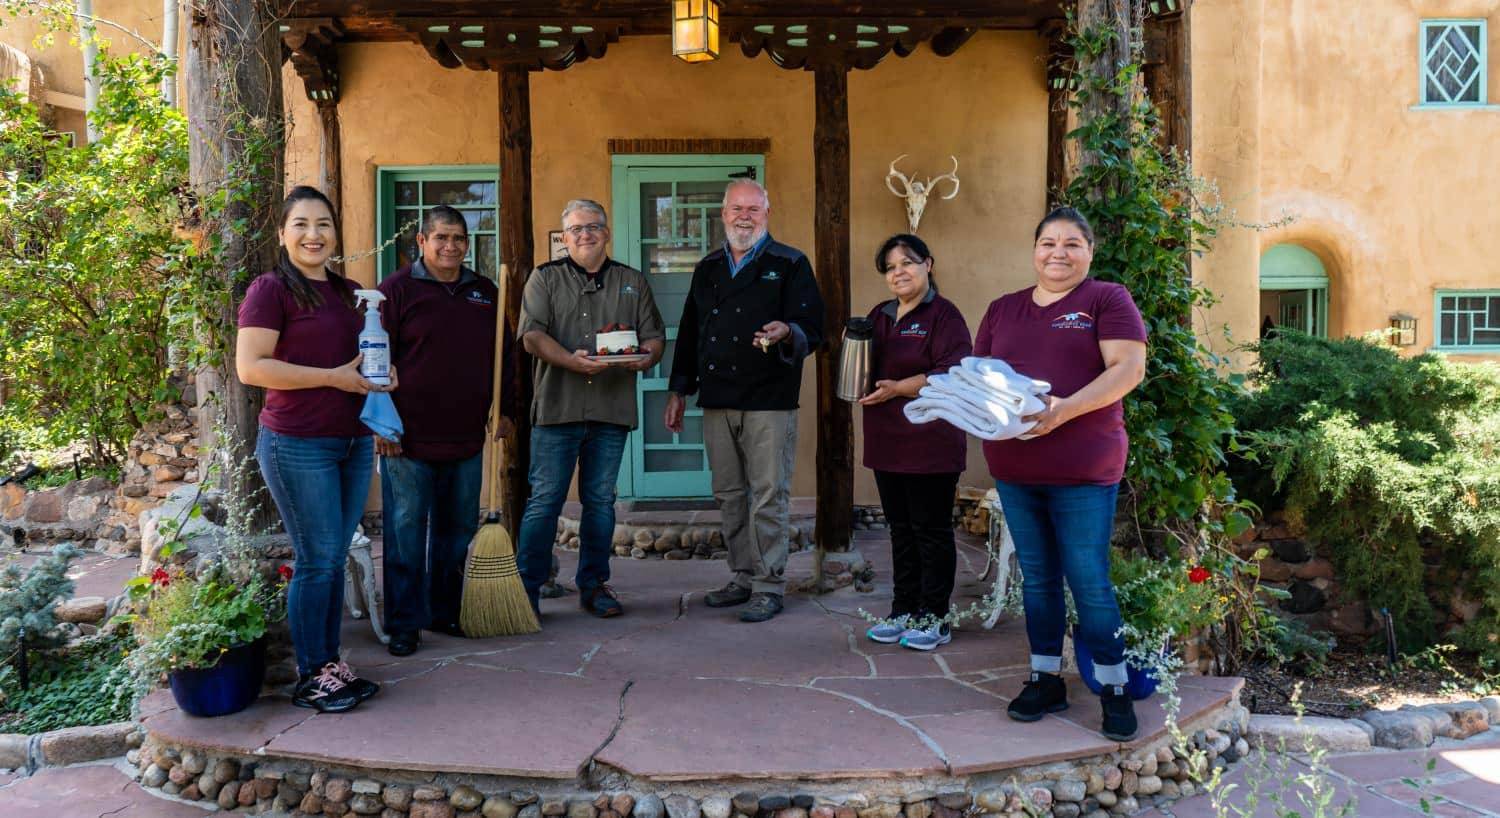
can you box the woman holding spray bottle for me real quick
[236,185,394,713]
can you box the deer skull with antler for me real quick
[886,155,960,234]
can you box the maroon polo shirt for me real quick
[237,271,368,438]
[380,261,516,462]
[973,278,1147,486]
[861,289,972,474]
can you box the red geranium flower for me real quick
[277,564,293,582]
[1188,566,1211,585]
[150,567,170,587]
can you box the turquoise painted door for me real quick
[613,157,763,498]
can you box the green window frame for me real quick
[1419,19,1488,107]
[375,165,500,280]
[1434,289,1500,352]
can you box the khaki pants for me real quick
[702,408,798,595]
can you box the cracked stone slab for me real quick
[811,677,1006,718]
[584,605,871,683]
[0,764,209,817]
[1050,674,1234,751]
[264,664,622,777]
[143,693,314,756]
[908,707,1117,776]
[595,678,946,780]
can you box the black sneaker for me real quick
[1006,671,1069,722]
[704,582,752,608]
[738,593,784,623]
[293,662,361,713]
[580,584,624,618]
[1100,684,1139,741]
[387,630,419,657]
[332,659,380,702]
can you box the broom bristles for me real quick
[460,520,540,636]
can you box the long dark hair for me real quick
[874,233,937,290]
[275,185,354,311]
[1033,206,1095,247]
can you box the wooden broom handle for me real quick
[487,263,510,514]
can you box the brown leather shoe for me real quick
[580,584,623,618]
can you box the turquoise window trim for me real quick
[1409,103,1500,111]
[1432,288,1500,353]
[1418,19,1488,107]
[374,164,500,280]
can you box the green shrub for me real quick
[0,53,194,463]
[0,634,132,733]
[0,545,80,657]
[1235,332,1500,656]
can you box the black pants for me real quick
[873,470,961,619]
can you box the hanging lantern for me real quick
[672,0,720,63]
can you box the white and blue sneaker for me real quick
[866,614,911,644]
[899,622,952,651]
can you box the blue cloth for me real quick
[725,232,772,277]
[994,480,1129,687]
[360,391,404,442]
[516,421,630,605]
[380,452,483,633]
[255,428,373,676]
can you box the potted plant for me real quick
[115,560,289,717]
[1074,551,1223,700]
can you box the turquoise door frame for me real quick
[611,154,765,499]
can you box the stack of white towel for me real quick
[903,357,1051,441]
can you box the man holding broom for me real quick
[378,205,515,657]
[517,199,665,619]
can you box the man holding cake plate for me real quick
[517,199,665,619]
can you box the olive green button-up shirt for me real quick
[517,257,665,430]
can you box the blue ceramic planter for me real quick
[1073,633,1162,701]
[168,638,266,717]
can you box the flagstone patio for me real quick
[140,531,1245,790]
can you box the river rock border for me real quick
[130,700,1248,818]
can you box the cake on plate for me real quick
[595,323,640,355]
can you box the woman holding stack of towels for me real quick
[857,234,972,652]
[977,207,1148,741]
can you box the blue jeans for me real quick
[380,452,483,634]
[994,480,1128,687]
[516,422,629,604]
[255,428,374,677]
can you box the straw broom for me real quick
[460,263,540,637]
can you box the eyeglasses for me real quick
[564,223,608,237]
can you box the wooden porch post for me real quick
[1144,3,1192,155]
[813,63,853,564]
[1042,19,1072,205]
[187,0,283,528]
[499,65,535,532]
[317,102,342,215]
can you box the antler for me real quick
[885,154,913,198]
[929,156,960,200]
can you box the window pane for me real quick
[395,208,421,236]
[679,414,703,445]
[1457,313,1471,341]
[462,209,485,235]
[475,235,498,280]
[1489,297,1500,327]
[396,181,419,206]
[644,450,703,472]
[658,338,675,375]
[426,180,496,206]
[1473,329,1500,345]
[642,392,671,444]
[1441,313,1456,346]
[1423,22,1485,104]
[641,185,675,241]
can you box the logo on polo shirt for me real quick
[622,284,637,295]
[763,270,781,281]
[899,322,928,338]
[1051,311,1094,331]
[467,291,494,307]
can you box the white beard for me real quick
[727,225,768,253]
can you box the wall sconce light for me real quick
[1389,313,1417,347]
[672,0,720,63]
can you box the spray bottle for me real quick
[353,289,391,386]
